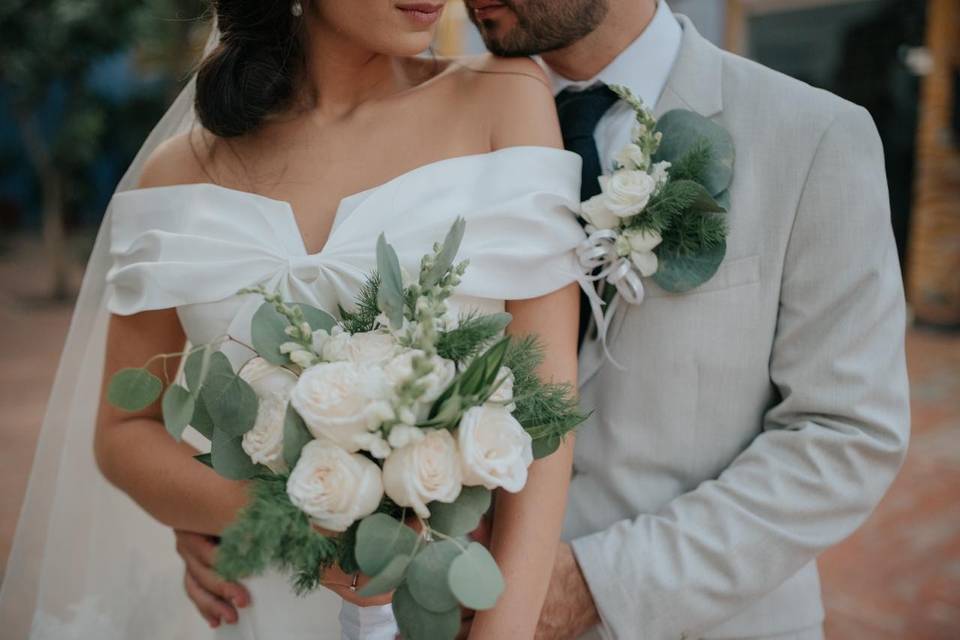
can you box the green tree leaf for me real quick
[283,405,313,469]
[427,487,491,537]
[654,109,735,197]
[376,233,406,328]
[162,383,195,441]
[107,368,162,411]
[392,584,460,640]
[653,239,727,293]
[406,539,461,613]
[354,513,418,577]
[447,542,505,610]
[200,352,258,437]
[422,217,466,288]
[210,427,259,480]
[184,345,213,393]
[357,553,411,597]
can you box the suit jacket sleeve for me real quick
[569,104,911,639]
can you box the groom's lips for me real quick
[469,0,508,20]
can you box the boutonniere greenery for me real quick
[577,85,734,333]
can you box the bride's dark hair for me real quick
[195,0,305,138]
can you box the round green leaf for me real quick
[653,239,727,294]
[200,352,258,437]
[283,405,313,469]
[298,304,337,333]
[107,368,162,411]
[406,539,461,613]
[250,303,295,366]
[354,513,419,577]
[211,427,259,480]
[357,553,411,597]
[448,542,505,610]
[184,345,213,393]
[427,487,491,537]
[532,433,562,459]
[162,384,195,441]
[190,394,215,440]
[392,584,460,640]
[654,109,735,196]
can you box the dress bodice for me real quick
[106,146,585,358]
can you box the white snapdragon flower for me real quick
[600,170,658,218]
[387,424,426,449]
[382,429,462,518]
[622,229,663,277]
[650,160,671,191]
[290,361,394,451]
[457,405,533,493]
[384,350,456,404]
[286,440,383,532]
[486,367,516,412]
[580,194,620,230]
[614,143,649,171]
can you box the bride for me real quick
[0,0,586,638]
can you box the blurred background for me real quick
[0,0,957,637]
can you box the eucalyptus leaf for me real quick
[427,487,491,537]
[184,345,213,393]
[422,217,466,288]
[354,513,418,577]
[654,109,735,196]
[685,182,726,214]
[447,542,505,610]
[107,368,162,411]
[532,433,562,459]
[190,395,215,440]
[376,234,406,328]
[283,405,313,469]
[653,239,727,293]
[162,384,195,441]
[211,428,259,480]
[250,303,294,366]
[714,188,731,211]
[392,584,460,640]
[298,303,337,333]
[200,352,258,437]
[406,539,461,613]
[357,553,411,597]
[194,452,213,469]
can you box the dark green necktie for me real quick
[555,84,620,343]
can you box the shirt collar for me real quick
[546,0,682,109]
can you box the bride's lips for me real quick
[396,2,445,26]
[470,0,508,20]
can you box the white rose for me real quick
[290,361,394,452]
[486,367,515,412]
[614,143,649,171]
[623,229,662,277]
[238,357,297,398]
[384,350,456,404]
[600,170,657,218]
[241,391,288,473]
[322,329,398,365]
[382,429,462,518]
[580,194,619,230]
[286,440,383,532]
[457,405,533,493]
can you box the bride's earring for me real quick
[291,0,303,17]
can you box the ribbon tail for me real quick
[575,274,626,371]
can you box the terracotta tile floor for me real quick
[1,236,958,638]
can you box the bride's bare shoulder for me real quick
[449,54,560,150]
[137,129,215,189]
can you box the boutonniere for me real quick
[578,85,735,339]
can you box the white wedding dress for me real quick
[97,145,584,640]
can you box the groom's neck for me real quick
[541,0,657,82]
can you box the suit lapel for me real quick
[577,15,726,389]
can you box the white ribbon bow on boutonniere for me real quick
[577,85,736,364]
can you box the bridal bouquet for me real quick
[577,85,735,329]
[107,219,585,639]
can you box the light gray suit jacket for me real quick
[565,16,910,640]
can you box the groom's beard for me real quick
[465,0,608,57]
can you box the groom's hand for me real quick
[534,542,600,640]
[175,529,251,628]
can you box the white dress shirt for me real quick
[545,0,682,174]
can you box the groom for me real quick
[175,1,910,638]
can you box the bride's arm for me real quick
[464,55,580,640]
[470,286,580,640]
[94,309,249,535]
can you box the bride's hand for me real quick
[175,530,251,628]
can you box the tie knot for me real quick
[555,84,621,141]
